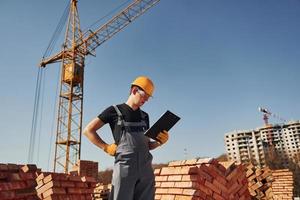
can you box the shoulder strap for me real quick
[112,105,124,145]
[113,105,123,126]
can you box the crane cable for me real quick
[28,68,44,163]
[42,2,70,59]
[28,2,70,164]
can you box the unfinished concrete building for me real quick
[225,121,300,167]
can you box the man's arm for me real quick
[83,117,107,150]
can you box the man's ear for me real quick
[131,87,138,95]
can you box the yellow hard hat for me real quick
[131,76,155,96]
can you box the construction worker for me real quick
[83,76,169,200]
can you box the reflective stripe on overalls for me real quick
[109,105,155,200]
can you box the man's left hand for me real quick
[156,130,169,145]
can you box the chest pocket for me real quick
[112,105,148,145]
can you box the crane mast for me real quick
[39,0,160,173]
[53,0,85,173]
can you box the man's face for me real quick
[134,88,150,107]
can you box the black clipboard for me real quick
[144,110,180,142]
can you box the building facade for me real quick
[225,121,300,167]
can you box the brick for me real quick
[155,176,168,182]
[10,181,27,190]
[69,175,82,182]
[44,195,60,200]
[196,158,213,165]
[228,181,242,194]
[82,188,94,194]
[0,182,10,191]
[60,181,75,188]
[9,173,21,181]
[20,172,36,180]
[37,181,60,195]
[174,195,199,200]
[156,188,169,194]
[43,173,68,184]
[15,187,36,197]
[214,174,227,186]
[42,188,66,198]
[238,184,250,197]
[7,163,19,172]
[155,182,161,187]
[0,164,9,171]
[198,183,213,196]
[160,194,175,200]
[197,168,213,182]
[0,191,16,199]
[213,192,226,200]
[168,175,182,181]
[184,159,198,165]
[67,187,84,194]
[204,180,221,194]
[168,188,183,195]
[212,179,227,194]
[161,182,175,188]
[21,165,37,173]
[36,172,52,183]
[168,160,185,167]
[182,189,198,196]
[180,166,198,175]
[154,168,161,175]
[181,175,198,182]
[25,179,37,187]
[74,182,88,188]
[225,166,240,181]
[35,180,44,190]
[209,164,226,177]
[174,181,198,189]
[161,167,177,175]
[0,172,8,180]
[81,176,96,183]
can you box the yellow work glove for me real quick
[156,130,169,145]
[104,143,117,156]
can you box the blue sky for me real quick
[0,0,300,171]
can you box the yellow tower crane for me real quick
[38,0,160,173]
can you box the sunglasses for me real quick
[137,89,151,100]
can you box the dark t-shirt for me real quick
[98,103,150,132]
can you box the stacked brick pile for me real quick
[271,169,293,199]
[35,172,97,200]
[70,160,98,180]
[246,164,274,199]
[93,183,111,200]
[0,163,40,200]
[245,164,294,200]
[154,158,250,200]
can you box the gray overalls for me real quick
[109,105,155,200]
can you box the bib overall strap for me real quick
[139,110,148,131]
[113,105,125,144]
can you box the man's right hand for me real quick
[104,143,117,156]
